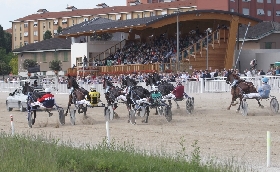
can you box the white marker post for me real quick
[267,131,271,167]
[10,115,14,136]
[106,120,110,145]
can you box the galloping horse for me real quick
[65,75,89,116]
[103,77,123,112]
[226,70,263,111]
[126,85,151,123]
[22,82,45,125]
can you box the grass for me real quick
[0,132,254,172]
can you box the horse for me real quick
[126,85,151,123]
[65,75,89,116]
[22,82,46,125]
[225,70,263,111]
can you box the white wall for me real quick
[71,43,88,67]
[234,49,280,73]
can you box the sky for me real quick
[0,0,126,30]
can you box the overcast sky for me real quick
[0,0,126,30]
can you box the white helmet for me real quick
[90,86,96,91]
[45,88,51,93]
[151,86,158,91]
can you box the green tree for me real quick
[49,60,62,72]
[0,25,5,49]
[43,30,52,40]
[4,32,12,53]
[0,48,12,64]
[57,26,63,34]
[9,57,18,75]
[23,59,37,70]
[0,61,11,76]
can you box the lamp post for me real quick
[175,9,180,71]
[206,28,212,70]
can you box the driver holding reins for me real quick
[37,88,55,108]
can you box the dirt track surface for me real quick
[1,91,280,171]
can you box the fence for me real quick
[1,76,280,94]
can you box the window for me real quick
[72,19,75,25]
[267,0,271,3]
[231,9,234,12]
[242,0,251,2]
[242,8,249,15]
[53,30,57,34]
[48,22,51,29]
[257,9,265,15]
[267,10,271,16]
[230,0,235,1]
[42,52,46,62]
[14,36,16,41]
[143,13,146,17]
[24,41,28,46]
[137,14,140,18]
[14,25,16,31]
[20,33,22,40]
[34,31,38,36]
[126,14,131,19]
[277,0,280,4]
[24,23,28,28]
[84,18,88,22]
[53,19,58,25]
[34,21,38,27]
[20,24,22,31]
[34,53,37,61]
[34,40,38,43]
[43,22,45,29]
[63,51,68,62]
[276,10,280,16]
[62,19,67,24]
[24,32,28,36]
[263,42,275,49]
[257,0,263,2]
[150,12,154,16]
[20,42,22,47]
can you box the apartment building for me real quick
[229,0,280,22]
[129,0,280,22]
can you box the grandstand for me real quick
[58,10,261,76]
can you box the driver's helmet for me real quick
[45,88,51,93]
[262,77,269,83]
[151,86,158,91]
[177,81,182,86]
[90,86,96,92]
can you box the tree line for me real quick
[0,24,17,77]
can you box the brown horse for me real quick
[226,70,263,111]
[65,75,89,116]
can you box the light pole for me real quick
[206,28,212,70]
[176,9,180,71]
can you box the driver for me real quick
[243,77,271,99]
[37,88,55,108]
[88,86,101,104]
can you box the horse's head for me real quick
[226,70,233,84]
[67,75,79,89]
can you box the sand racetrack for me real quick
[1,91,280,171]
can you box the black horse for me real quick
[103,77,124,117]
[65,75,89,116]
[126,85,151,123]
[22,82,46,125]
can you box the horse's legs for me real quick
[173,100,180,109]
[236,97,242,112]
[64,95,72,116]
[143,106,149,123]
[168,100,172,107]
[257,99,264,108]
[154,107,158,115]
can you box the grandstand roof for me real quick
[58,10,262,38]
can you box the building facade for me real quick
[11,0,230,50]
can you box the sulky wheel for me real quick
[70,109,76,125]
[240,100,248,116]
[270,97,279,114]
[164,105,172,122]
[58,108,65,125]
[186,97,194,114]
[27,111,33,128]
[139,106,146,117]
[129,109,136,125]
